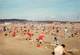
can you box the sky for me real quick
[0,0,80,21]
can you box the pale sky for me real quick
[0,0,80,21]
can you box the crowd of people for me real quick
[0,22,80,43]
[0,22,80,55]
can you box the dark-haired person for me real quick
[36,32,45,47]
[53,44,66,55]
[24,29,33,40]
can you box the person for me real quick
[3,26,6,32]
[36,32,45,47]
[64,27,68,39]
[52,44,66,55]
[24,30,33,40]
[11,30,16,37]
[53,35,60,47]
[27,31,33,40]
